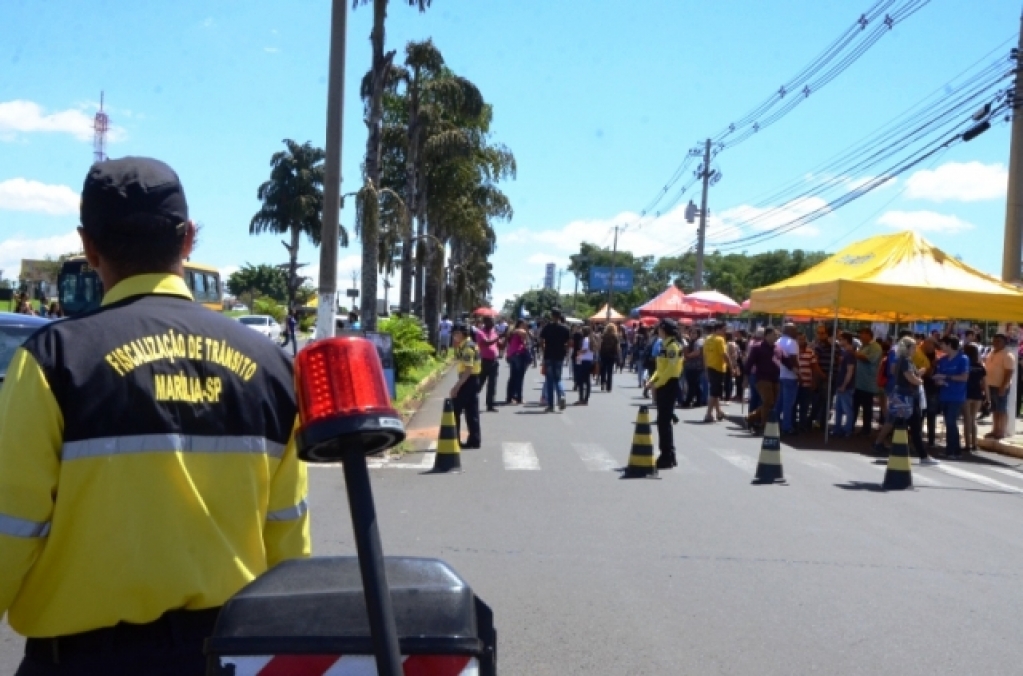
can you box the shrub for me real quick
[378,316,434,382]
[253,297,286,324]
[299,315,315,333]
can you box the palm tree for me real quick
[250,139,346,311]
[423,112,515,343]
[355,0,431,331]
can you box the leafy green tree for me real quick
[250,140,346,311]
[568,243,830,307]
[227,264,289,302]
[355,0,432,332]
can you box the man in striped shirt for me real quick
[796,331,821,432]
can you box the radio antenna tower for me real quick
[93,91,109,163]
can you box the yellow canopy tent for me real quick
[750,231,1023,322]
[304,295,319,308]
[589,304,625,322]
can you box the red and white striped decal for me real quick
[221,654,479,676]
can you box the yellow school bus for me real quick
[57,257,222,316]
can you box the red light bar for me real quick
[294,337,405,462]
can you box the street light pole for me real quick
[316,0,348,341]
[694,138,712,292]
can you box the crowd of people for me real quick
[9,292,63,318]
[441,308,1023,469]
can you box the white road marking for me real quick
[503,442,541,470]
[987,466,1023,483]
[798,458,845,475]
[865,462,944,486]
[711,448,757,474]
[933,464,1023,493]
[572,443,618,471]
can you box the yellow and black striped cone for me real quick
[622,405,658,478]
[431,398,462,473]
[752,410,784,484]
[882,419,913,490]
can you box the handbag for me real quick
[541,362,547,376]
[888,392,915,419]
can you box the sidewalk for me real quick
[393,366,461,456]
[977,420,1023,460]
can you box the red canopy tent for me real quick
[638,286,708,319]
[686,290,742,315]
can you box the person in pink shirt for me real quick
[475,316,501,412]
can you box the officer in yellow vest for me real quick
[450,323,482,448]
[0,157,310,675]
[645,319,684,468]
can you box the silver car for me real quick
[237,315,282,341]
[0,312,51,386]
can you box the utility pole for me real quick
[694,138,712,292]
[1002,14,1023,283]
[606,226,619,321]
[315,0,348,341]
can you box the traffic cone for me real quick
[752,410,784,484]
[622,406,658,478]
[882,419,913,490]
[431,399,462,473]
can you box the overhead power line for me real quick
[632,0,934,226]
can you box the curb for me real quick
[397,360,454,426]
[977,437,1023,460]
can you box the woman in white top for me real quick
[574,326,594,405]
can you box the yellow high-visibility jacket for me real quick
[650,337,684,388]
[0,274,310,637]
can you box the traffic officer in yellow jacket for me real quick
[645,319,684,469]
[450,323,482,449]
[0,157,311,675]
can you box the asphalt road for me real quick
[5,362,1023,674]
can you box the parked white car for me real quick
[237,315,281,341]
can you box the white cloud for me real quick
[0,100,126,143]
[716,196,826,240]
[263,47,280,54]
[0,231,82,281]
[904,161,1007,202]
[0,178,79,215]
[219,265,240,282]
[877,210,975,234]
[490,195,834,308]
[200,17,215,29]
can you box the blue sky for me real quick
[0,0,1019,308]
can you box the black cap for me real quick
[658,318,678,333]
[452,323,469,335]
[80,157,188,238]
[550,307,562,317]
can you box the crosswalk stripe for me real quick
[987,466,1023,483]
[572,443,618,471]
[932,464,1023,494]
[711,448,757,474]
[864,462,943,486]
[502,442,541,470]
[798,458,844,476]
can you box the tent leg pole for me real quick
[825,310,839,445]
